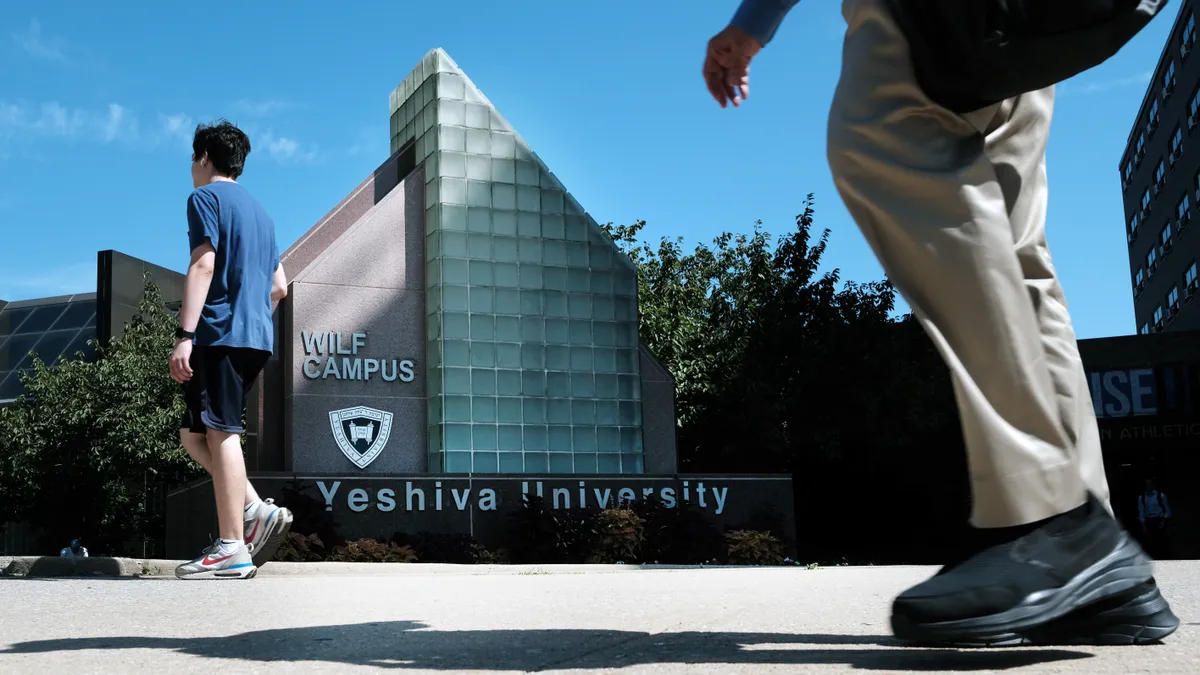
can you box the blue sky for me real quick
[0,1,1177,339]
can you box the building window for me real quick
[1185,14,1197,58]
[1187,261,1199,290]
[1171,126,1185,164]
[1136,267,1145,287]
[1164,60,1178,96]
[1178,194,1192,225]
[1155,304,1165,325]
[1149,246,1159,270]
[1150,99,1162,130]
[1137,132,1147,161]
[1191,85,1200,121]
[1163,221,1174,249]
[1130,211,1140,236]
[1141,322,1151,335]
[1123,161,1134,187]
[1155,160,1167,186]
[1169,285,1181,309]
[1143,188,1152,211]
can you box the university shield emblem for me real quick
[328,406,393,469]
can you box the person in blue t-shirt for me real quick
[168,120,294,580]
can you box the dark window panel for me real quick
[84,312,97,328]
[0,371,25,401]
[15,304,68,334]
[51,301,97,330]
[0,333,41,370]
[64,330,97,361]
[22,329,82,368]
[0,307,36,337]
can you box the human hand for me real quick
[169,339,194,383]
[703,25,762,108]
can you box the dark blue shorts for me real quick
[180,345,271,435]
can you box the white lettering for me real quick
[712,487,727,515]
[406,482,425,511]
[317,480,341,512]
[593,488,612,509]
[661,487,676,508]
[316,482,729,514]
[452,488,471,510]
[683,480,690,502]
[1131,368,1157,415]
[478,488,497,510]
[553,487,571,509]
[322,357,342,379]
[381,359,398,382]
[348,488,369,512]
[300,329,417,384]
[1103,371,1131,417]
[302,330,328,355]
[378,488,397,512]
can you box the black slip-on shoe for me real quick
[927,578,1179,647]
[890,494,1154,645]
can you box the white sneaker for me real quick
[244,498,294,567]
[175,540,257,580]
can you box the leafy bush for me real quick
[0,276,202,555]
[506,495,596,564]
[725,529,785,566]
[277,480,341,549]
[587,506,645,563]
[330,538,418,563]
[390,531,504,564]
[274,532,327,562]
[631,496,726,564]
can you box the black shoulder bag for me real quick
[887,0,1172,113]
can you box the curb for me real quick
[0,556,807,579]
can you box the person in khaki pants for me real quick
[702,0,1179,646]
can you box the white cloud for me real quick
[0,100,140,145]
[0,260,97,301]
[230,99,295,118]
[1067,71,1153,95]
[256,129,321,165]
[12,19,67,64]
[347,127,383,157]
[0,101,320,167]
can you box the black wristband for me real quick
[175,326,195,340]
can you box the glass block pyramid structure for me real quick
[390,48,645,475]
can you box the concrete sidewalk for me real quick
[0,561,1196,674]
[0,555,773,578]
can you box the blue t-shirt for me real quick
[186,181,279,352]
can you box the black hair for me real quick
[192,119,252,179]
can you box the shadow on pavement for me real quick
[0,621,1094,671]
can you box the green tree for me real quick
[0,275,203,555]
[603,195,968,564]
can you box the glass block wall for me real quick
[389,49,644,475]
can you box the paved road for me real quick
[1,562,1197,674]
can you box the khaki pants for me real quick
[826,0,1111,528]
